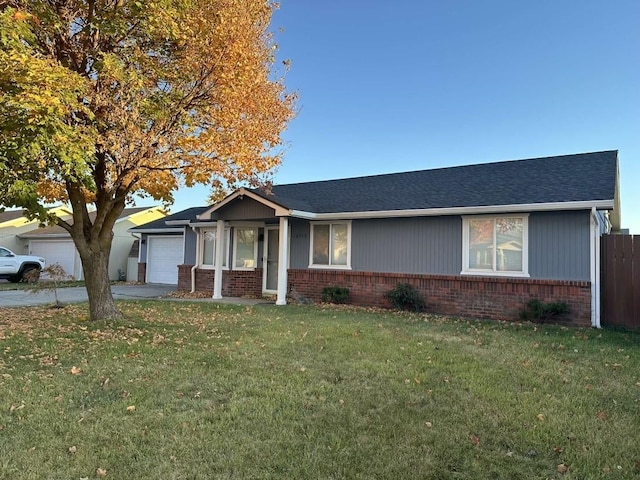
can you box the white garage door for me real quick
[30,240,77,279]
[146,236,183,284]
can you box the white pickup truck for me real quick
[0,246,46,282]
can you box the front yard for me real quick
[1,301,639,479]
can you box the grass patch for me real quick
[1,302,639,479]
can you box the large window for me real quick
[201,228,229,268]
[462,215,528,276]
[233,227,258,270]
[310,222,351,268]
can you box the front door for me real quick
[263,227,279,293]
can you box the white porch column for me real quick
[212,219,224,299]
[276,217,289,305]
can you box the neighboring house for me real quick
[132,151,621,327]
[0,206,73,255]
[18,207,166,280]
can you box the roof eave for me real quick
[291,200,615,220]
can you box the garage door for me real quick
[146,236,183,284]
[30,240,77,279]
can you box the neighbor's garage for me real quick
[29,240,78,279]
[146,236,183,284]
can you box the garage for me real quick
[29,240,78,279]
[146,236,184,284]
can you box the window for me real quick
[233,227,258,269]
[462,215,528,276]
[201,228,229,268]
[310,222,351,268]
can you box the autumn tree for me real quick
[0,0,295,320]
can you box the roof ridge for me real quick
[272,150,618,188]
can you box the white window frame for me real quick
[199,227,230,270]
[309,221,352,269]
[461,214,529,277]
[232,227,259,271]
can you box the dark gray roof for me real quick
[130,206,209,231]
[254,150,618,213]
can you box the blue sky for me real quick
[172,0,640,232]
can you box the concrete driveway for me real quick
[0,284,176,307]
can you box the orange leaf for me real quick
[470,434,480,446]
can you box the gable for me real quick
[210,197,278,221]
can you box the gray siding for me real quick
[289,220,311,268]
[529,210,590,281]
[211,198,275,220]
[351,217,461,274]
[183,227,197,265]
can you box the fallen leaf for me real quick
[596,411,608,421]
[70,366,81,375]
[68,445,77,454]
[96,467,107,477]
[470,434,480,446]
[557,463,569,474]
[424,421,432,428]
[553,446,564,454]
[126,405,136,412]
[536,413,545,422]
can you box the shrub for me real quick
[384,283,425,312]
[520,299,570,323]
[321,286,350,304]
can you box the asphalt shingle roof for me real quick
[258,150,617,213]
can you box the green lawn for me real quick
[1,302,639,479]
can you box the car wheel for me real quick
[8,275,20,283]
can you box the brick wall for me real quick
[176,265,591,327]
[137,263,146,283]
[178,265,263,297]
[288,270,592,327]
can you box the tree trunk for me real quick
[77,239,123,321]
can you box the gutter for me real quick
[590,207,601,328]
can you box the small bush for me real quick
[321,286,350,304]
[384,283,425,312]
[520,299,570,323]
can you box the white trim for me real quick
[232,227,259,270]
[199,227,230,269]
[308,221,352,269]
[198,188,291,220]
[291,200,614,221]
[461,214,529,277]
[165,220,192,226]
[128,228,183,234]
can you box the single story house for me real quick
[131,151,621,327]
[18,207,166,280]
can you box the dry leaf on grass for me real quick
[557,463,569,474]
[70,366,81,375]
[96,467,107,477]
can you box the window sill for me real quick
[308,264,352,270]
[198,265,229,271]
[460,270,530,278]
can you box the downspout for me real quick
[590,207,601,328]
[190,225,200,293]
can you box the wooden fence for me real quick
[601,234,640,330]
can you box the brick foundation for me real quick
[137,263,146,283]
[287,270,592,327]
[176,265,591,327]
[178,265,263,298]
